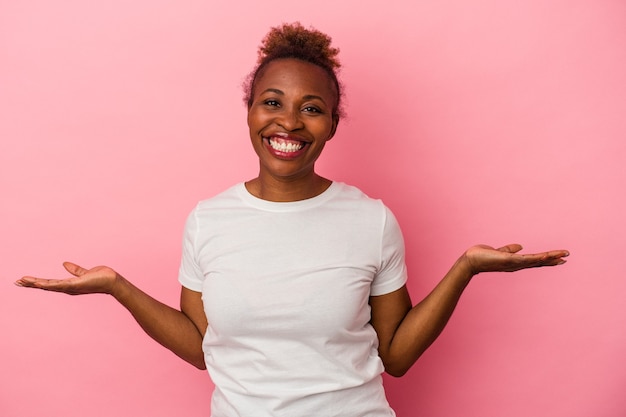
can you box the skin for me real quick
[245,58,338,202]
[370,244,568,376]
[14,58,569,377]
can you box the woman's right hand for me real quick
[15,262,121,296]
[16,262,207,369]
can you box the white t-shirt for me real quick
[179,182,407,417]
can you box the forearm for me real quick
[384,256,473,376]
[111,276,206,369]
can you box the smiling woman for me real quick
[246,58,339,201]
[15,22,569,417]
[244,23,341,202]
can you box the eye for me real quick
[263,99,280,107]
[302,106,322,113]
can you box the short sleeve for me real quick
[371,206,408,296]
[178,207,204,292]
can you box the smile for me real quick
[266,136,306,153]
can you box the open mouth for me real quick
[265,136,307,154]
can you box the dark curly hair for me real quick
[243,22,345,120]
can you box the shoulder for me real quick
[193,183,244,212]
[182,183,246,232]
[330,182,392,216]
[332,182,379,204]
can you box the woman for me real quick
[15,23,568,416]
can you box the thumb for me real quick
[497,244,523,254]
[63,262,88,277]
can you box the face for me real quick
[247,58,339,183]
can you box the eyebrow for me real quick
[259,88,327,105]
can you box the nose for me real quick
[276,106,304,131]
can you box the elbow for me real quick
[384,364,409,378]
[191,358,207,370]
[380,354,419,377]
[191,351,207,370]
[184,351,206,370]
[379,346,428,377]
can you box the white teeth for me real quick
[269,138,304,153]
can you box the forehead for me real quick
[254,58,337,99]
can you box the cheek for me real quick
[247,111,263,132]
[315,118,336,139]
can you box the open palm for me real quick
[15,262,120,295]
[464,244,569,275]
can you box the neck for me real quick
[245,173,332,202]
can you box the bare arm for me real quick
[15,262,207,369]
[370,244,569,377]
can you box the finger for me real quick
[518,250,569,268]
[524,250,570,263]
[14,276,69,292]
[546,249,570,258]
[497,244,523,254]
[15,276,42,287]
[14,277,34,287]
[523,258,567,269]
[63,262,88,277]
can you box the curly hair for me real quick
[243,22,345,120]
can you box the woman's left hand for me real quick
[461,244,569,276]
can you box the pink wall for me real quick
[2,1,625,416]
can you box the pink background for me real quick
[2,1,625,416]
